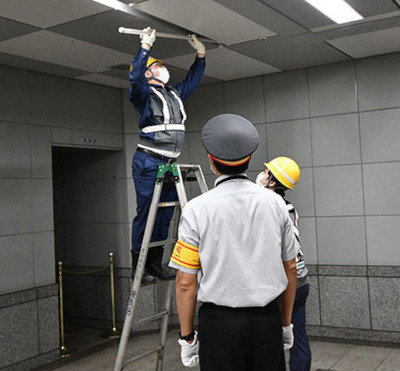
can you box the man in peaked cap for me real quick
[168,114,298,370]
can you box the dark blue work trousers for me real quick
[131,150,177,253]
[290,283,312,371]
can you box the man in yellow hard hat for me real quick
[256,157,312,371]
[128,27,206,281]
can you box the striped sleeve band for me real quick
[170,239,200,270]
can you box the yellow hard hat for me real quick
[265,157,300,190]
[129,56,163,72]
[146,56,163,68]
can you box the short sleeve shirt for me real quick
[169,175,296,308]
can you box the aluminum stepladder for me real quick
[114,162,208,371]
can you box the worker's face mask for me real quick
[155,66,170,84]
[256,171,266,186]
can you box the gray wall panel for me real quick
[0,122,31,178]
[70,80,122,133]
[29,73,70,127]
[360,108,400,163]
[265,70,309,122]
[266,119,312,167]
[184,83,224,132]
[0,179,32,235]
[308,62,357,117]
[363,162,400,215]
[0,235,34,295]
[0,66,28,123]
[316,217,366,265]
[311,114,361,166]
[223,77,265,124]
[357,54,400,111]
[314,165,364,216]
[366,216,400,266]
[33,232,56,287]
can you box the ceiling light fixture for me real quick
[92,0,130,11]
[303,0,363,24]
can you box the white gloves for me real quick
[188,34,205,55]
[282,324,294,350]
[140,27,156,47]
[178,331,199,367]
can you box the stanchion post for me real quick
[58,261,77,357]
[101,253,121,339]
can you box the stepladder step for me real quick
[133,311,169,327]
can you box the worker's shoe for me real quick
[131,251,156,285]
[146,247,176,280]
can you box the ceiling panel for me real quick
[327,26,400,58]
[77,73,130,88]
[346,0,398,17]
[259,0,333,29]
[213,0,307,37]
[0,0,109,28]
[0,17,40,42]
[321,15,400,39]
[0,52,89,77]
[231,33,350,70]
[49,10,216,58]
[133,0,277,45]
[164,47,280,80]
[0,31,132,73]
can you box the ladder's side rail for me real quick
[157,180,183,370]
[175,165,188,207]
[156,280,174,371]
[114,182,164,371]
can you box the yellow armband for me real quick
[170,239,200,270]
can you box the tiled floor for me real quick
[51,329,400,371]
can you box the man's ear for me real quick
[144,70,152,79]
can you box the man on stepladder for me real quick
[129,27,205,280]
[256,157,312,371]
[168,114,297,370]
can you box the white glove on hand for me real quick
[140,27,156,47]
[188,34,205,55]
[178,331,199,367]
[282,324,294,350]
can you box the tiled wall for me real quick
[0,285,59,369]
[0,65,124,296]
[0,65,124,368]
[179,52,400,340]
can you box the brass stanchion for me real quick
[101,253,121,339]
[58,261,77,357]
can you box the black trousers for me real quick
[198,300,285,371]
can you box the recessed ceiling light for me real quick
[303,0,363,24]
[92,0,127,11]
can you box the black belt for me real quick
[201,298,280,314]
[137,147,177,163]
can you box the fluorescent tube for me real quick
[92,0,127,11]
[303,0,363,24]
